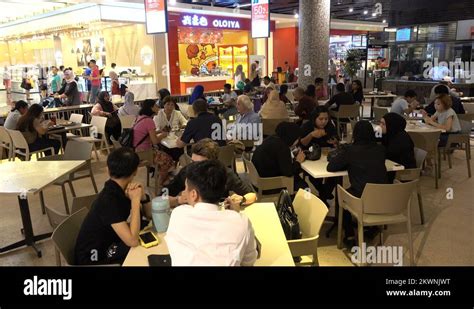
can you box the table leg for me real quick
[0,196,51,257]
[325,176,343,238]
[370,97,375,119]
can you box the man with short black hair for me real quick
[391,90,419,116]
[165,160,258,266]
[75,148,151,265]
[177,99,225,147]
[89,59,101,104]
[324,83,355,111]
[262,76,275,89]
[425,84,465,115]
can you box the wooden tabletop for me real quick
[0,161,86,195]
[122,203,295,267]
[372,121,445,133]
[301,155,405,179]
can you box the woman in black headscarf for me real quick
[252,122,307,192]
[91,91,121,143]
[327,120,388,245]
[381,113,416,183]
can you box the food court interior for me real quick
[0,0,472,267]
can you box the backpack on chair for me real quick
[118,117,149,149]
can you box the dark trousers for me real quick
[438,132,459,147]
[308,176,337,205]
[29,137,61,156]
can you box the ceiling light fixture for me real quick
[372,13,376,17]
[363,10,368,15]
[349,8,353,12]
[383,19,387,23]
[294,13,299,19]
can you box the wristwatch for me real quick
[140,194,151,204]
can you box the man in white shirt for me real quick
[390,90,419,116]
[165,160,258,266]
[221,83,238,104]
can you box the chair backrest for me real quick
[90,116,107,135]
[262,118,288,136]
[52,207,89,265]
[373,106,389,122]
[0,127,13,158]
[7,129,29,150]
[63,140,93,160]
[71,194,98,214]
[178,152,192,168]
[45,206,68,229]
[69,113,84,124]
[457,113,474,122]
[110,136,122,149]
[361,180,418,215]
[218,144,235,168]
[336,104,360,119]
[414,147,428,169]
[292,189,328,239]
[463,103,474,114]
[286,90,295,103]
[407,131,441,153]
[459,119,473,134]
[119,115,136,130]
[242,156,260,186]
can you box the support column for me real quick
[298,0,330,89]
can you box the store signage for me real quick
[181,14,241,29]
[251,0,270,38]
[144,0,168,34]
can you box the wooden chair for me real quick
[330,104,360,139]
[119,115,136,131]
[262,118,289,137]
[407,131,441,189]
[439,120,472,178]
[373,106,389,122]
[0,126,13,161]
[218,144,236,171]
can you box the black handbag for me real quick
[276,189,302,240]
[303,144,322,161]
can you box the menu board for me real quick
[144,0,168,34]
[251,0,270,38]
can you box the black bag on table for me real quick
[303,144,322,161]
[276,189,302,240]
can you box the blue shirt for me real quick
[85,68,92,88]
[180,112,226,146]
[236,111,261,125]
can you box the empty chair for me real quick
[463,103,474,114]
[0,126,13,161]
[38,140,98,214]
[8,129,55,161]
[66,113,85,139]
[119,115,136,131]
[337,181,418,266]
[439,120,472,178]
[51,208,89,266]
[218,144,235,170]
[289,189,329,266]
[396,148,428,224]
[407,131,441,188]
[71,194,98,214]
[330,104,360,139]
[44,206,69,266]
[262,118,289,137]
[373,106,389,122]
[242,156,293,202]
[73,116,111,160]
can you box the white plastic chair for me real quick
[0,126,14,161]
[73,116,111,160]
[8,129,55,161]
[289,189,329,266]
[119,115,136,131]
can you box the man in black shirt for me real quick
[177,99,226,147]
[324,83,355,112]
[75,148,151,265]
[424,84,465,115]
[166,138,256,208]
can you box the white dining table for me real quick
[0,160,86,257]
[122,203,295,267]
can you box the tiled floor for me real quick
[0,145,472,267]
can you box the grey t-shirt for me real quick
[434,108,461,132]
[390,98,409,115]
[4,110,21,130]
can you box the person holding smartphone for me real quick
[75,148,152,265]
[300,106,339,207]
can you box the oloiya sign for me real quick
[180,14,246,30]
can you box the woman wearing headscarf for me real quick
[55,68,81,106]
[118,91,139,117]
[109,71,120,96]
[259,90,289,120]
[380,113,416,183]
[327,120,387,246]
[252,122,307,193]
[91,91,121,142]
[189,85,205,105]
